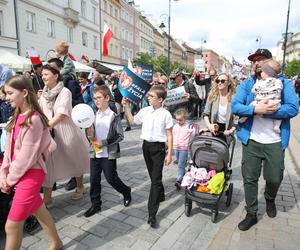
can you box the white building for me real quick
[276,32,300,63]
[14,0,101,62]
[0,0,18,54]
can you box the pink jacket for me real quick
[0,115,56,186]
[172,123,194,150]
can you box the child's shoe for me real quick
[174,181,181,191]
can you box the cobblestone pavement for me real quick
[1,114,300,249]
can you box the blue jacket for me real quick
[231,75,299,149]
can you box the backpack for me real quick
[65,79,84,107]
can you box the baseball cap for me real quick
[248,49,272,61]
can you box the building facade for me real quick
[276,32,300,63]
[138,15,154,55]
[0,0,18,54]
[119,0,139,65]
[14,0,101,62]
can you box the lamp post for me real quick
[256,36,262,48]
[159,0,179,75]
[200,38,207,58]
[282,0,291,72]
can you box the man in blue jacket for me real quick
[231,49,299,231]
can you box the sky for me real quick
[134,0,300,64]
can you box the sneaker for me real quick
[173,160,178,164]
[71,188,86,200]
[266,199,277,218]
[174,181,181,191]
[238,213,257,231]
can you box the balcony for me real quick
[63,7,80,26]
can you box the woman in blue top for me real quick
[78,72,93,108]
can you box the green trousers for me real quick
[241,139,285,215]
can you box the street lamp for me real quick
[158,0,179,75]
[200,38,207,58]
[282,0,291,72]
[256,36,262,48]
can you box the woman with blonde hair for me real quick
[203,72,236,141]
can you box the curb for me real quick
[288,112,300,175]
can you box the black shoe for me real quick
[24,216,40,233]
[65,177,76,191]
[84,205,101,217]
[52,182,57,191]
[160,195,165,202]
[147,216,157,228]
[266,199,277,218]
[174,181,181,191]
[238,213,257,231]
[125,126,131,131]
[124,189,132,207]
[173,160,178,164]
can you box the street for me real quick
[1,116,300,249]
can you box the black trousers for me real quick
[142,140,166,217]
[89,158,131,206]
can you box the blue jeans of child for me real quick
[175,150,188,182]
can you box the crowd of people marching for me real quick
[0,42,299,249]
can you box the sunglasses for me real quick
[216,79,227,84]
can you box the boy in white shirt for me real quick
[84,85,131,218]
[123,85,173,228]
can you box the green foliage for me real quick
[284,60,300,78]
[133,52,192,76]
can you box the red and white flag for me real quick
[81,55,90,64]
[102,23,113,57]
[67,52,76,61]
[27,48,42,65]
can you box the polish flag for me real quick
[81,55,90,64]
[102,23,113,57]
[27,48,42,65]
[67,52,76,61]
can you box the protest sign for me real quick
[164,86,187,106]
[118,66,151,105]
[134,64,153,81]
[194,59,205,72]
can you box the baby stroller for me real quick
[184,131,235,222]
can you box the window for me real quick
[67,27,73,43]
[103,0,107,12]
[109,5,113,15]
[115,9,118,19]
[125,30,128,41]
[130,49,133,59]
[109,43,113,56]
[81,0,86,18]
[122,46,125,59]
[129,15,133,24]
[0,11,3,36]
[47,19,55,38]
[67,0,72,8]
[82,32,88,46]
[126,48,129,59]
[93,35,97,49]
[26,11,36,32]
[92,6,97,24]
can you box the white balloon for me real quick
[71,104,95,128]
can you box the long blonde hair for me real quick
[207,73,236,102]
[5,75,49,132]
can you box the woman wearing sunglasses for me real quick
[202,73,236,142]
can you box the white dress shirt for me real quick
[134,106,173,142]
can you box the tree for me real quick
[284,60,300,78]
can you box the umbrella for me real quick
[0,50,31,72]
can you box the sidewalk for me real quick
[1,114,300,249]
[208,112,300,250]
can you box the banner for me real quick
[134,64,153,81]
[118,66,151,105]
[164,86,187,106]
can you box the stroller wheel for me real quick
[185,198,192,217]
[226,183,233,207]
[211,209,218,223]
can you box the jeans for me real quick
[174,150,188,182]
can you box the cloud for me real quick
[135,0,300,62]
